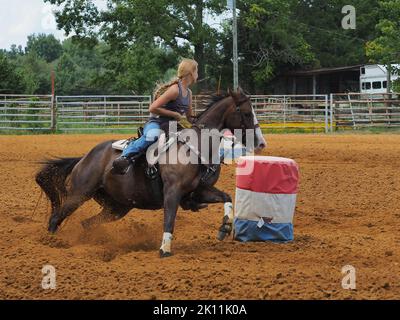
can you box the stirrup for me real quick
[145,165,158,179]
[111,156,131,175]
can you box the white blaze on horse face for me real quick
[160,232,173,253]
[252,108,267,150]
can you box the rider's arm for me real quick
[149,85,181,120]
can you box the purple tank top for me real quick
[150,81,190,124]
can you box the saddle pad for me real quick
[112,139,129,151]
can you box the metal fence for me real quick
[1,93,400,133]
[250,95,330,132]
[0,95,54,131]
[56,95,152,131]
[330,93,400,130]
[191,94,330,132]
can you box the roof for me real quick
[285,64,363,76]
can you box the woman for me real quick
[112,58,198,174]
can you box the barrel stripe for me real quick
[236,156,299,194]
[235,188,296,224]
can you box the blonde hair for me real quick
[154,58,198,99]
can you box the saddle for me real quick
[111,127,164,204]
[111,127,144,151]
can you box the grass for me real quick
[2,122,400,135]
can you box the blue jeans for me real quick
[122,121,162,157]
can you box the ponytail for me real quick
[153,77,180,100]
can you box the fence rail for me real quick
[56,95,152,131]
[1,93,399,133]
[250,95,329,132]
[330,93,400,130]
[0,95,53,131]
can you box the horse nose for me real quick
[258,143,266,149]
[254,142,266,154]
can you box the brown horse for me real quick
[35,89,266,257]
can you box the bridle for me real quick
[191,95,252,133]
[233,96,251,133]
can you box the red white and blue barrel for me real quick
[234,156,300,242]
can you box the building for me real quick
[272,64,398,95]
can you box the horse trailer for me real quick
[360,64,399,94]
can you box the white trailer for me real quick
[360,64,399,94]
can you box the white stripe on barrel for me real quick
[234,156,299,242]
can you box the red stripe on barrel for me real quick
[236,156,299,194]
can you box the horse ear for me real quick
[227,87,233,96]
[237,86,245,95]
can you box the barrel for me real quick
[234,156,300,242]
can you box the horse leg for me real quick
[81,197,131,230]
[48,193,89,233]
[192,185,234,241]
[160,187,182,258]
[48,171,96,233]
[81,206,130,230]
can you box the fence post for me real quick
[325,95,328,133]
[283,96,287,127]
[51,95,56,133]
[50,71,56,133]
[330,93,334,132]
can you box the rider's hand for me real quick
[178,115,192,129]
[174,112,182,121]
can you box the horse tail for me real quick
[35,157,82,213]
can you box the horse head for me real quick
[224,87,267,153]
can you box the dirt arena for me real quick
[0,133,399,300]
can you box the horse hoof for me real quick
[217,230,228,241]
[48,224,58,234]
[159,249,172,258]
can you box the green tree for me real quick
[44,0,227,86]
[15,52,53,94]
[366,0,400,91]
[295,0,381,68]
[26,33,63,62]
[55,38,107,95]
[0,51,26,93]
[96,43,179,95]
[218,0,315,92]
[7,44,25,59]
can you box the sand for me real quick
[0,133,399,299]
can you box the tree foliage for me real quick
[0,0,399,94]
[45,0,227,83]
[26,33,63,62]
[366,0,400,91]
[0,52,25,93]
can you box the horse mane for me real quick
[194,92,231,121]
